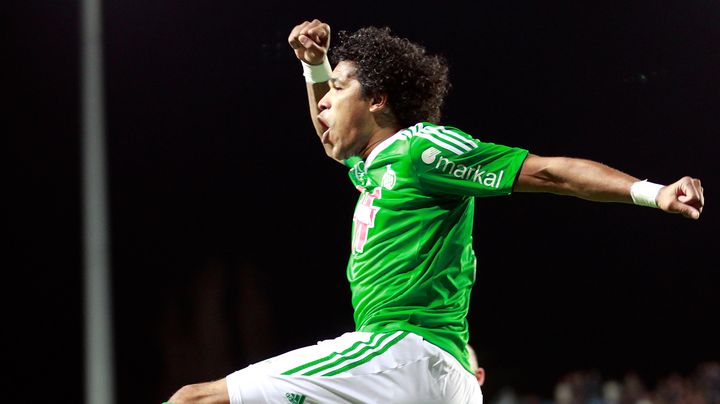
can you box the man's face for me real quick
[316,61,375,160]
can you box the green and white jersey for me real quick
[344,122,529,373]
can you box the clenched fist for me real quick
[657,176,705,219]
[288,19,331,65]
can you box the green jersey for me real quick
[344,122,529,373]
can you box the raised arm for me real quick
[514,154,704,219]
[288,20,339,161]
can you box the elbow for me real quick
[533,157,570,185]
[518,156,574,194]
[542,157,581,194]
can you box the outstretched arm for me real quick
[288,19,340,162]
[514,154,704,219]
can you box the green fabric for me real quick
[344,122,528,373]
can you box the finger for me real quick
[690,184,705,212]
[288,21,311,48]
[306,27,323,44]
[298,34,324,60]
[299,19,320,35]
[678,179,700,203]
[306,23,330,44]
[700,185,704,212]
[669,200,701,220]
[299,20,328,43]
[288,22,306,44]
[288,21,311,49]
[298,34,314,48]
[693,179,704,208]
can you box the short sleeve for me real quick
[409,124,529,197]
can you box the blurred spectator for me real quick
[696,362,720,404]
[622,371,651,403]
[489,361,719,404]
[602,380,622,404]
[553,370,603,404]
[652,362,720,404]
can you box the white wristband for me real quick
[630,180,664,208]
[301,56,332,83]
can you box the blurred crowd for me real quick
[491,361,720,404]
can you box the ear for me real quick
[475,367,485,386]
[368,93,389,112]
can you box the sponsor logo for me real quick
[422,148,505,189]
[421,147,441,164]
[285,392,306,404]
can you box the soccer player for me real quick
[166,19,704,403]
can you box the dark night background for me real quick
[8,1,719,403]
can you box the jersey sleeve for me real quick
[409,124,529,197]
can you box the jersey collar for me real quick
[365,129,407,169]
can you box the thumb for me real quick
[668,200,700,220]
[299,35,325,64]
[678,194,693,203]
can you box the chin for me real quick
[327,147,345,161]
[332,145,349,161]
[338,147,360,161]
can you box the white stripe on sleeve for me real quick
[416,132,464,155]
[436,126,478,149]
[422,126,473,152]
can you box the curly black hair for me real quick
[330,26,450,128]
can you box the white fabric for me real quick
[630,180,664,208]
[301,57,332,83]
[226,331,482,403]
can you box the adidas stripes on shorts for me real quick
[225,331,483,403]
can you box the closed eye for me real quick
[329,78,343,91]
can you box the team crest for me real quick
[381,164,397,190]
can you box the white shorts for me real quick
[226,331,482,403]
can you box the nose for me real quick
[318,93,330,111]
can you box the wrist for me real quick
[630,180,664,208]
[301,56,332,83]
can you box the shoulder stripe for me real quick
[399,129,413,138]
[401,122,430,138]
[408,123,424,136]
[436,126,478,149]
[421,126,474,152]
[416,132,464,155]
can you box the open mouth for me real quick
[317,116,329,131]
[317,116,331,143]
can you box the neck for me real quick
[359,125,401,159]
